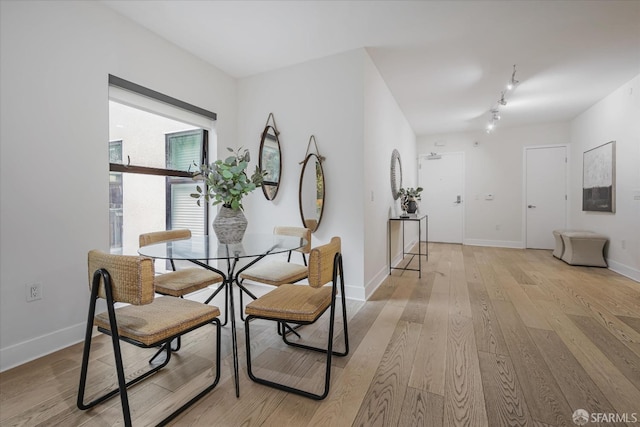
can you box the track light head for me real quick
[486,121,495,133]
[498,91,507,106]
[506,64,519,90]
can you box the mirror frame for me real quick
[259,124,282,200]
[390,149,403,200]
[298,153,325,232]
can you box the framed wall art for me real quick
[583,140,615,213]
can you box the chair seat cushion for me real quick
[95,297,220,346]
[240,261,308,286]
[245,283,332,323]
[154,268,223,297]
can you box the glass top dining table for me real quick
[137,233,306,261]
[138,233,306,398]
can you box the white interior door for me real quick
[525,146,567,249]
[418,152,464,243]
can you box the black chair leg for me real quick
[205,281,228,326]
[148,336,181,365]
[238,279,258,322]
[277,321,301,338]
[156,318,222,427]
[282,257,349,358]
[78,272,172,424]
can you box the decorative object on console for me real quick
[191,147,266,243]
[298,135,325,232]
[259,113,282,201]
[399,187,423,214]
[583,141,615,213]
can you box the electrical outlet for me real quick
[26,283,42,302]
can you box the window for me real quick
[166,129,207,233]
[108,76,216,256]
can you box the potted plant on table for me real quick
[399,186,423,215]
[191,147,266,243]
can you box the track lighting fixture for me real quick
[485,64,521,134]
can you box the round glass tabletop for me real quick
[137,233,306,261]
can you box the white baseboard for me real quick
[364,265,390,300]
[607,259,640,283]
[464,239,524,249]
[1,322,86,373]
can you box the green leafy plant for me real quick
[191,147,266,211]
[399,187,423,212]
[398,187,423,201]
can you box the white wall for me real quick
[0,1,237,371]
[417,122,571,247]
[238,49,366,299]
[569,74,640,281]
[238,49,417,300]
[363,54,417,298]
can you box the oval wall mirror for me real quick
[259,115,281,200]
[298,153,325,232]
[390,149,402,200]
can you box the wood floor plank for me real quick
[568,273,640,318]
[305,302,407,426]
[352,320,422,427]
[444,314,488,427]
[467,280,508,356]
[528,327,624,426]
[408,281,450,395]
[478,350,532,427]
[477,264,508,301]
[492,300,572,426]
[531,299,640,416]
[495,267,553,331]
[400,273,433,324]
[398,387,444,427]
[568,314,640,391]
[535,279,590,316]
[551,277,640,356]
[449,267,472,318]
[618,315,640,334]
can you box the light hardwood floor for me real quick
[1,243,639,426]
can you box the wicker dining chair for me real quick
[77,250,221,427]
[238,226,311,326]
[140,229,224,363]
[139,229,224,299]
[243,237,349,400]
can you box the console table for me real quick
[388,213,428,277]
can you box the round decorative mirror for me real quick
[390,149,402,200]
[259,115,281,200]
[299,153,325,232]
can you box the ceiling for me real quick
[102,1,640,136]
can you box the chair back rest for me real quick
[274,226,312,254]
[88,250,155,305]
[139,229,191,247]
[308,237,341,288]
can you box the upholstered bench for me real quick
[560,231,608,267]
[553,229,575,259]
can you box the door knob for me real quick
[454,195,462,204]
[528,204,536,208]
